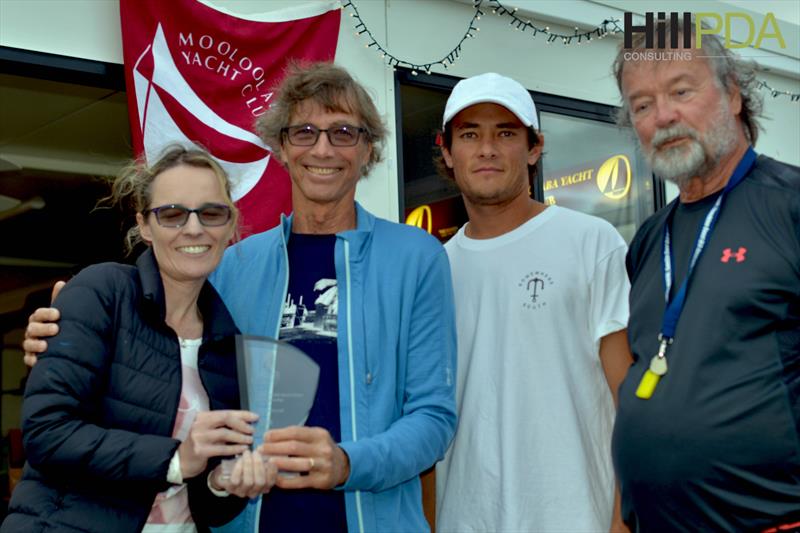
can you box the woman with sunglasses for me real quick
[2,146,276,533]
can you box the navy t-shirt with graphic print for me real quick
[259,233,347,532]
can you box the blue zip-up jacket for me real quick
[209,203,457,533]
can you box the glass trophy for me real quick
[220,335,320,479]
[235,335,320,430]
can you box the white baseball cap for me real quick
[442,72,539,130]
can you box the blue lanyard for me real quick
[660,147,757,340]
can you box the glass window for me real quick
[539,112,654,242]
[399,83,465,241]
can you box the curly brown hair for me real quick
[255,61,387,178]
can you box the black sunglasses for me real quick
[281,124,367,147]
[144,203,232,228]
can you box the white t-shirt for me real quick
[436,206,629,532]
[143,337,208,533]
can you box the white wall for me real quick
[2,0,799,217]
[0,0,123,63]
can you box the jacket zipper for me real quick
[344,240,365,533]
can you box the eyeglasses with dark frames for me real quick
[144,203,232,228]
[281,124,367,147]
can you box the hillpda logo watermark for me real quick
[623,11,786,57]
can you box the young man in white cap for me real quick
[434,72,631,532]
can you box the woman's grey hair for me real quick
[612,24,763,145]
[254,61,387,177]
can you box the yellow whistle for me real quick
[635,370,660,399]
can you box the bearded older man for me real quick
[610,25,800,531]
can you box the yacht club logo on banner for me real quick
[120,0,341,235]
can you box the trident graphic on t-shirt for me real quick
[527,278,545,302]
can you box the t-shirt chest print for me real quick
[280,277,337,341]
[280,233,339,347]
[518,270,555,310]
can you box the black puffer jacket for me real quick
[2,248,246,533]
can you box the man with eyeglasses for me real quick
[218,61,456,533]
[23,62,456,533]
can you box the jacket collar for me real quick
[136,247,166,317]
[135,247,238,341]
[279,201,376,262]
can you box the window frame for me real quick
[0,45,125,90]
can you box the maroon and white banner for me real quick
[120,0,341,235]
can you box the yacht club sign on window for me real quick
[543,155,632,208]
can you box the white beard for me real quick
[643,99,739,188]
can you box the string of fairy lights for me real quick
[485,0,623,45]
[341,0,483,74]
[756,80,800,102]
[340,0,800,102]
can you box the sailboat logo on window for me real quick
[405,205,433,234]
[596,154,632,200]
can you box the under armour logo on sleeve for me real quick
[721,247,747,263]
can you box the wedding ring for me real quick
[308,457,315,470]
